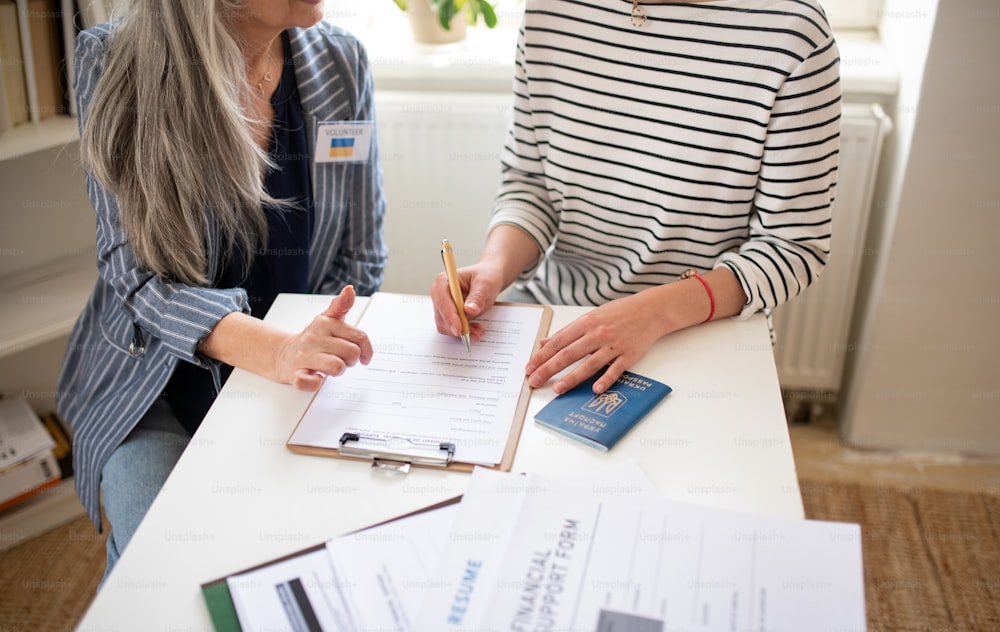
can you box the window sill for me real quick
[836,30,900,103]
[359,19,517,93]
[357,22,899,100]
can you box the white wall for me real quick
[841,0,1000,455]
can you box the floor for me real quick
[785,397,1000,495]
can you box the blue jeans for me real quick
[99,398,190,589]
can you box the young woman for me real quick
[432,0,841,396]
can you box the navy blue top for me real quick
[165,31,313,434]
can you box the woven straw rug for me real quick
[1,480,998,631]
[800,481,1000,631]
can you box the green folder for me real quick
[201,578,242,632]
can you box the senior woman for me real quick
[58,0,386,582]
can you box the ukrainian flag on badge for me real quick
[329,137,355,158]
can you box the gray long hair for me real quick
[80,0,272,286]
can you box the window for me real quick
[823,0,885,30]
[328,0,885,34]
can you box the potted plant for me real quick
[391,0,499,44]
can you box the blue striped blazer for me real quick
[57,22,388,530]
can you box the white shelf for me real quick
[0,253,96,359]
[0,477,86,552]
[0,116,79,162]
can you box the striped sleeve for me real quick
[719,33,841,316]
[489,22,554,277]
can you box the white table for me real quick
[76,293,802,631]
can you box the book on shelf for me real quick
[24,0,67,121]
[58,0,74,115]
[534,369,673,451]
[40,411,72,478]
[0,0,30,129]
[0,0,77,134]
[0,62,12,133]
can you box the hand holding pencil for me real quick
[440,239,472,353]
[431,233,517,349]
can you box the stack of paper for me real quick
[0,398,59,512]
[417,467,866,631]
[208,462,866,632]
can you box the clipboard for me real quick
[286,293,553,473]
[200,495,464,632]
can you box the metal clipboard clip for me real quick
[338,432,456,474]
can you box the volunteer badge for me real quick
[315,122,374,164]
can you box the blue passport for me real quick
[534,370,672,451]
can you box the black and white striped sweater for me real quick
[491,0,841,317]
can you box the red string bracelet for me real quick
[679,269,715,324]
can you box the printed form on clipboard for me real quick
[287,292,553,472]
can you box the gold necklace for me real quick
[255,56,274,97]
[631,0,647,27]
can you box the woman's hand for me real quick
[274,286,374,391]
[525,291,669,396]
[429,260,506,343]
[430,224,542,343]
[200,286,373,392]
[524,267,744,395]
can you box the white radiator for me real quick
[772,103,892,394]
[376,94,891,397]
[375,91,512,293]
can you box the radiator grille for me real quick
[771,103,891,393]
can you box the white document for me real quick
[417,469,867,632]
[227,547,343,632]
[324,502,459,630]
[415,463,660,630]
[0,398,55,470]
[227,499,460,632]
[288,293,546,466]
[224,462,662,632]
